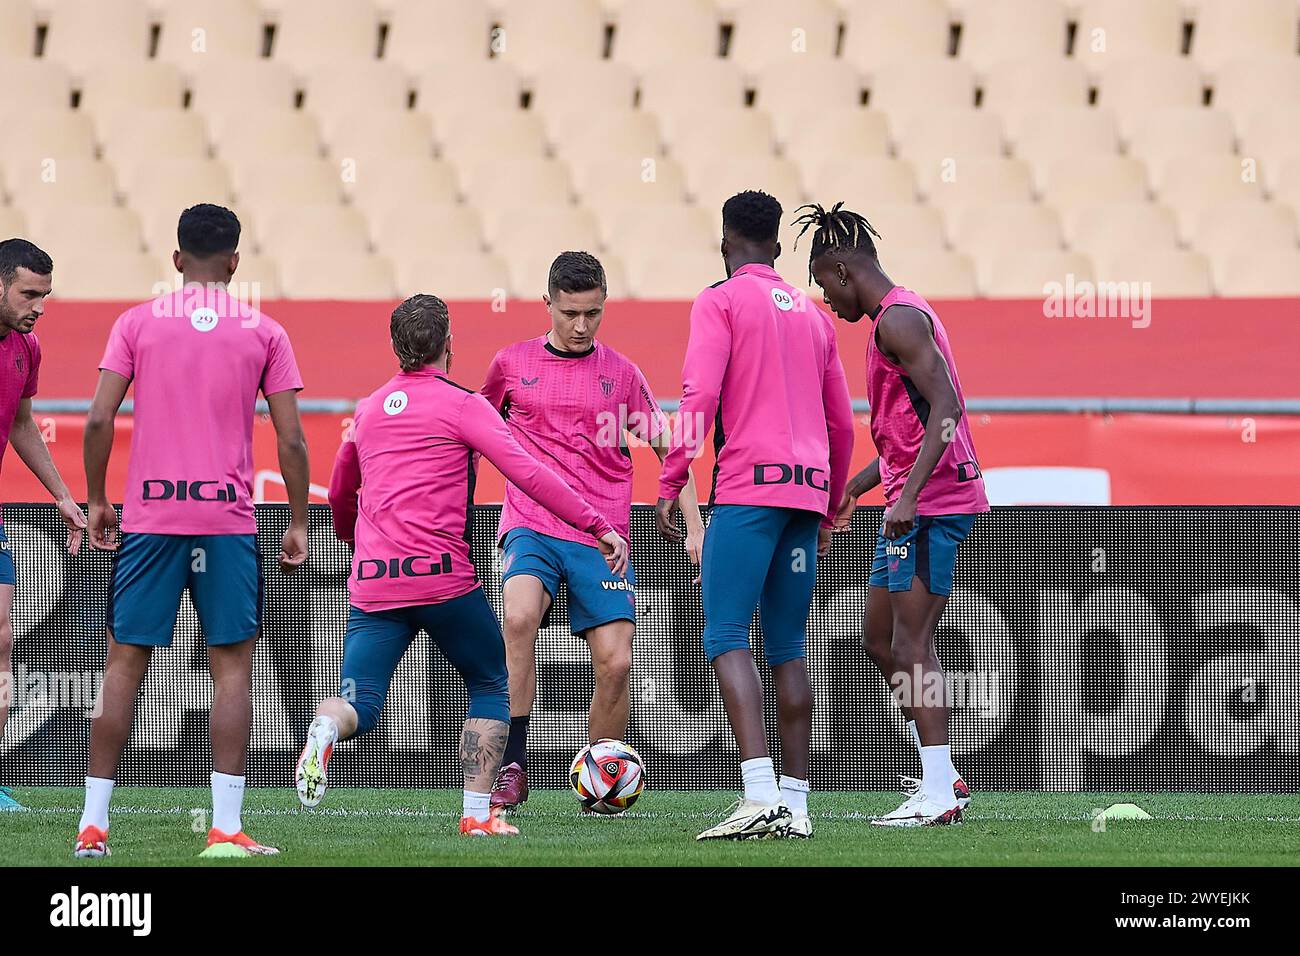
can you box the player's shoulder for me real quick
[492,335,542,366]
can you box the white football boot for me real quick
[295,715,337,809]
[785,813,814,839]
[900,774,972,811]
[696,799,792,841]
[871,791,963,827]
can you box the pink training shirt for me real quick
[483,335,666,547]
[0,330,41,527]
[330,367,617,612]
[659,263,855,528]
[866,286,989,515]
[99,286,302,535]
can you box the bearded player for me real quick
[294,294,628,836]
[483,252,703,811]
[0,239,87,813]
[794,201,988,827]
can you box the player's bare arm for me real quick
[266,388,310,573]
[875,305,963,540]
[649,428,704,578]
[8,397,85,554]
[82,369,130,552]
[834,458,881,531]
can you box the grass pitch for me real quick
[4,787,1297,867]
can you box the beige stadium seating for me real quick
[1093,57,1206,139]
[344,157,460,212]
[868,58,977,115]
[280,252,396,300]
[979,58,1090,139]
[1038,156,1149,221]
[1213,58,1300,131]
[5,157,115,208]
[1217,248,1300,296]
[665,109,777,172]
[551,110,663,181]
[891,109,1006,177]
[688,157,804,216]
[0,60,72,110]
[752,61,865,143]
[612,0,720,69]
[506,251,630,300]
[139,203,258,257]
[258,204,372,257]
[483,203,601,255]
[385,0,492,70]
[782,110,891,175]
[983,250,1094,297]
[878,249,978,298]
[923,158,1034,213]
[457,158,574,220]
[842,0,952,70]
[1066,202,1181,259]
[0,112,95,169]
[370,203,486,260]
[272,0,381,69]
[494,0,607,75]
[1189,200,1299,266]
[118,158,234,213]
[726,0,840,73]
[958,0,1070,73]
[189,61,298,117]
[1190,0,1298,75]
[97,109,211,165]
[0,0,36,57]
[1272,157,1300,213]
[624,247,723,298]
[435,111,547,165]
[949,202,1063,256]
[529,63,639,123]
[156,0,266,67]
[1152,154,1264,236]
[212,109,323,169]
[823,202,948,251]
[78,63,187,122]
[1238,108,1300,178]
[416,61,523,122]
[232,158,345,212]
[639,60,748,118]
[1012,108,1121,171]
[1095,248,1214,297]
[50,252,166,300]
[0,206,29,237]
[224,254,283,300]
[1073,0,1184,66]
[302,62,413,122]
[805,157,919,207]
[599,203,717,258]
[25,205,144,263]
[1126,108,1236,166]
[394,251,511,300]
[325,110,435,166]
[42,0,150,73]
[579,156,690,212]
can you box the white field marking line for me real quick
[23,806,1300,824]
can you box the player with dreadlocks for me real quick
[792,201,988,827]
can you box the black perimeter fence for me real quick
[2,504,1297,792]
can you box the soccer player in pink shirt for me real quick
[0,239,87,813]
[481,251,703,811]
[76,205,310,858]
[794,201,989,827]
[658,192,855,840]
[294,294,627,836]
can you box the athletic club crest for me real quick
[15,354,23,372]
[600,376,614,397]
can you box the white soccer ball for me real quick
[569,738,645,814]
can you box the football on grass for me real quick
[569,739,645,814]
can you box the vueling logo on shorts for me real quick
[357,554,453,580]
[142,479,237,502]
[753,463,829,491]
[600,579,634,591]
[885,540,909,560]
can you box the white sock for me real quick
[463,789,491,822]
[311,713,339,746]
[920,745,958,803]
[779,775,809,816]
[740,757,781,805]
[906,719,922,756]
[211,772,245,835]
[79,776,114,833]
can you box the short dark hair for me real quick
[791,201,882,284]
[722,190,783,243]
[390,294,450,372]
[177,203,241,257]
[548,251,606,297]
[0,238,53,285]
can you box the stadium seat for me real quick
[598,203,717,258]
[725,0,841,74]
[1213,58,1300,131]
[0,112,96,170]
[688,157,804,215]
[416,61,524,121]
[579,156,691,212]
[624,247,722,298]
[1011,108,1121,171]
[457,158,574,221]
[24,205,145,262]
[1217,248,1300,296]
[49,252,165,300]
[0,60,72,110]
[344,158,460,214]
[302,62,414,121]
[97,109,211,165]
[156,0,266,67]
[1037,156,1149,222]
[506,251,630,299]
[370,203,486,260]
[868,58,977,115]
[232,158,346,212]
[1066,202,1181,260]
[1095,248,1214,297]
[1238,108,1300,178]
[224,254,283,300]
[1190,0,1298,75]
[842,0,952,70]
[983,250,1094,297]
[1073,0,1184,66]
[665,109,777,172]
[494,0,607,76]
[1272,157,1300,214]
[782,109,891,175]
[189,62,299,128]
[552,110,664,183]
[394,251,511,300]
[639,60,748,117]
[806,157,918,207]
[979,58,1091,139]
[42,0,151,73]
[1152,154,1264,237]
[1126,107,1236,166]
[923,158,1035,214]
[823,201,948,252]
[280,252,397,300]
[119,158,234,212]
[0,0,36,57]
[1189,200,1299,267]
[957,0,1070,73]
[325,110,436,166]
[385,0,492,70]
[212,109,324,166]
[272,0,382,69]
[258,204,373,257]
[78,63,187,122]
[4,157,115,209]
[611,0,721,69]
[1093,56,1206,139]
[877,248,978,298]
[0,206,29,237]
[435,111,547,165]
[949,202,1063,258]
[482,203,601,255]
[891,109,1006,179]
[751,61,865,144]
[529,62,639,123]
